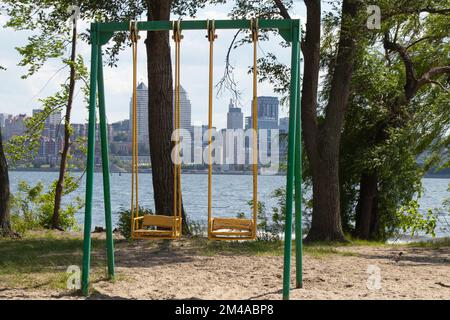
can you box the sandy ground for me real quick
[2,238,449,300]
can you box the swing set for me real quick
[81,18,303,300]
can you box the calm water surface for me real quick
[9,172,450,238]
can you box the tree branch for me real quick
[406,36,434,50]
[384,36,450,101]
[383,35,417,100]
[273,0,291,19]
[216,29,242,103]
[417,66,450,88]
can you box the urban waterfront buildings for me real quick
[227,99,243,130]
[3,90,287,169]
[129,82,149,144]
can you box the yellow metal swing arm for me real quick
[130,20,183,240]
[207,18,259,241]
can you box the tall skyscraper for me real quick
[179,86,192,130]
[129,82,149,144]
[227,99,243,129]
[248,96,280,130]
[130,83,192,144]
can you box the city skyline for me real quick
[1,93,283,134]
[0,90,285,167]
[0,2,303,129]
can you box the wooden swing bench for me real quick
[209,217,255,240]
[133,215,181,240]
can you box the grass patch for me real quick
[407,237,450,249]
[190,238,358,258]
[0,232,107,291]
[191,238,285,256]
[303,246,358,258]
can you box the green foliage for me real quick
[10,177,82,234]
[185,219,207,238]
[395,200,437,238]
[117,207,153,240]
[238,187,292,241]
[338,2,450,240]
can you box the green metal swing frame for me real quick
[81,19,303,300]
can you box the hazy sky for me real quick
[0,2,310,129]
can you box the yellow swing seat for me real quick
[206,19,259,241]
[129,21,183,241]
[209,217,254,240]
[132,215,182,239]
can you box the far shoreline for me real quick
[9,168,450,178]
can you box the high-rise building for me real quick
[250,96,279,130]
[48,110,62,125]
[129,83,192,143]
[257,96,279,119]
[179,86,192,130]
[245,96,280,163]
[244,116,252,130]
[227,99,243,130]
[4,114,27,140]
[32,109,62,126]
[129,82,149,144]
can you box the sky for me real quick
[0,2,309,129]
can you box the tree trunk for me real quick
[0,127,12,237]
[303,0,360,242]
[146,1,189,234]
[307,150,347,241]
[52,20,77,229]
[355,172,378,239]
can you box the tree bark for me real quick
[302,0,360,242]
[0,127,12,237]
[52,20,78,229]
[146,0,189,233]
[355,172,378,239]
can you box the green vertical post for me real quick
[294,42,303,288]
[282,21,300,300]
[81,23,99,296]
[97,48,115,280]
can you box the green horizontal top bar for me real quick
[96,19,299,33]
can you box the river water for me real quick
[9,171,450,238]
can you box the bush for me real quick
[237,187,290,242]
[10,178,82,234]
[117,207,153,240]
[396,200,437,238]
[186,219,207,238]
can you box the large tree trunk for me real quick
[146,1,189,233]
[307,152,346,241]
[0,127,12,237]
[303,0,360,242]
[52,20,77,229]
[355,172,378,239]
